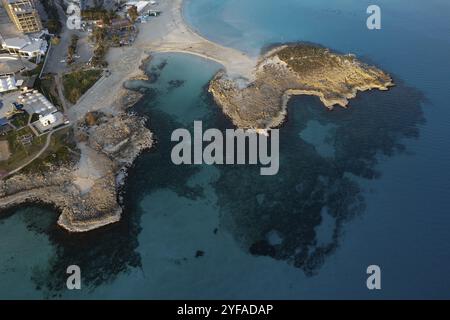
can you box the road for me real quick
[43,2,92,75]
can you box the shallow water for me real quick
[1,0,450,299]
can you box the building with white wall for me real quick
[1,35,47,60]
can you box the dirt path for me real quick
[55,73,69,113]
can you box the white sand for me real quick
[147,0,257,79]
[69,0,256,122]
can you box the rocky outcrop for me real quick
[209,44,394,129]
[0,105,153,233]
[87,113,152,165]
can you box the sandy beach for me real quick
[69,0,256,122]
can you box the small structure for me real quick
[34,110,64,133]
[93,20,105,28]
[39,112,56,127]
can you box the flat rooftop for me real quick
[18,90,57,115]
[33,111,64,133]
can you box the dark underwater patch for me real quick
[212,81,425,276]
[3,57,425,294]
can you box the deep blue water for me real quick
[0,0,449,299]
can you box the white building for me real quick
[39,112,56,126]
[18,89,65,132]
[36,111,64,132]
[1,35,48,61]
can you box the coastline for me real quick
[0,57,153,233]
[0,0,393,232]
[0,0,218,232]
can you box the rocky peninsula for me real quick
[0,106,152,232]
[209,44,394,129]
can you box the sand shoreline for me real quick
[69,0,255,121]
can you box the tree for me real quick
[67,35,79,65]
[112,34,120,46]
[128,6,139,23]
[41,0,62,34]
[47,19,62,34]
[92,27,106,43]
[69,88,82,103]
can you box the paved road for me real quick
[43,2,92,75]
[43,2,71,74]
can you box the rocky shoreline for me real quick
[209,44,394,129]
[0,76,153,233]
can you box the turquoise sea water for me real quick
[0,0,449,299]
